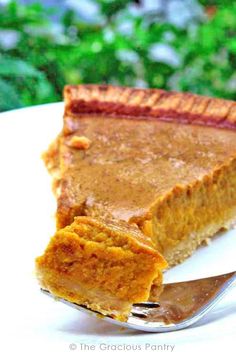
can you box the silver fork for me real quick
[41,271,236,332]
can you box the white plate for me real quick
[0,103,235,352]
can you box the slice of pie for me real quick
[36,216,166,320]
[36,85,236,320]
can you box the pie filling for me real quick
[36,85,236,321]
[140,156,236,265]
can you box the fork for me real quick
[41,271,236,332]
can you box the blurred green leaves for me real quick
[99,0,131,18]
[0,0,236,112]
[170,3,236,99]
[0,78,21,110]
[0,0,60,110]
[0,56,41,76]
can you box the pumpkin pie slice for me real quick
[37,85,236,320]
[46,85,236,265]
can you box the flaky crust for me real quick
[63,84,236,135]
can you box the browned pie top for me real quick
[59,113,236,223]
[63,84,236,132]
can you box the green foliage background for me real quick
[0,0,236,111]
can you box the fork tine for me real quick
[133,302,160,308]
[130,310,148,318]
[131,302,160,318]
